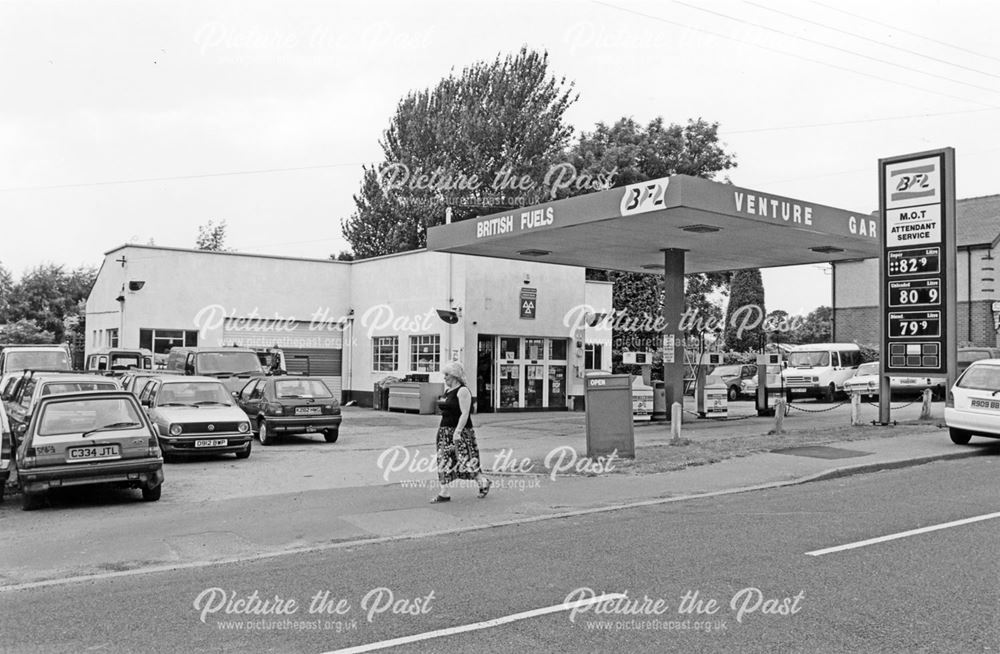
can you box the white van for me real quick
[781,342,863,402]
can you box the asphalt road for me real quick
[3,456,998,653]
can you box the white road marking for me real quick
[320,593,627,654]
[806,511,1000,556]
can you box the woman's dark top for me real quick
[438,384,473,429]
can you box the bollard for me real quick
[670,402,683,443]
[919,388,932,420]
[773,398,786,434]
[851,392,861,426]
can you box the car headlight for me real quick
[169,424,182,436]
[238,422,250,433]
[811,376,819,383]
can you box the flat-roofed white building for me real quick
[86,244,612,410]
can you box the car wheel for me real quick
[931,386,945,402]
[823,384,836,403]
[728,385,740,402]
[949,427,972,445]
[21,491,43,511]
[324,429,339,443]
[258,420,274,446]
[142,484,162,501]
[785,391,794,404]
[235,441,252,459]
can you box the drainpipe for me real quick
[830,263,837,342]
[967,247,973,344]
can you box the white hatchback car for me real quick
[944,358,1000,444]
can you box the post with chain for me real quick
[772,398,786,434]
[919,388,933,420]
[851,392,861,426]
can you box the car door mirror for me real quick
[14,423,26,435]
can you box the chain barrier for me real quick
[865,400,917,410]
[682,409,760,421]
[786,400,850,413]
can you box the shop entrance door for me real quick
[476,335,495,413]
[493,336,569,410]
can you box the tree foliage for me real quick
[196,220,231,251]
[724,269,766,352]
[342,47,578,258]
[0,319,55,344]
[567,116,737,359]
[788,306,832,344]
[4,264,96,342]
[567,116,736,191]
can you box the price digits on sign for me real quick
[888,312,941,338]
[887,248,940,277]
[891,287,939,306]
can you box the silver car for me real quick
[139,376,252,461]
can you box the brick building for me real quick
[833,194,1000,348]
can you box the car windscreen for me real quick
[37,397,143,437]
[41,382,118,396]
[196,352,263,375]
[5,351,71,372]
[275,379,333,399]
[788,351,830,367]
[856,362,879,376]
[158,382,234,405]
[712,366,741,378]
[110,354,142,370]
[956,364,1000,392]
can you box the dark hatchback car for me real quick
[236,376,342,445]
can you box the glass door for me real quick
[499,363,520,408]
[525,364,544,408]
[548,365,566,408]
[476,335,495,412]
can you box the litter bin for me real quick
[373,384,384,410]
[584,374,635,458]
[652,381,667,421]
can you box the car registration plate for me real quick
[68,445,121,461]
[295,406,322,415]
[195,439,229,448]
[791,388,807,393]
[970,398,1000,410]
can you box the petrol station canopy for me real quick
[427,174,880,273]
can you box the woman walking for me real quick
[430,361,491,502]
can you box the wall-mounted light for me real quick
[679,224,721,233]
[641,264,665,270]
[518,249,551,257]
[436,309,460,324]
[809,246,845,254]
[128,280,146,291]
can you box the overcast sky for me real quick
[2,0,997,314]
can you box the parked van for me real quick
[86,347,154,374]
[0,344,73,375]
[165,346,264,393]
[781,342,863,402]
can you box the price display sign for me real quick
[879,148,955,375]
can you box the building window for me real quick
[410,335,440,373]
[585,343,604,370]
[108,329,119,348]
[139,328,199,355]
[372,336,398,372]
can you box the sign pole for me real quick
[878,148,956,424]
